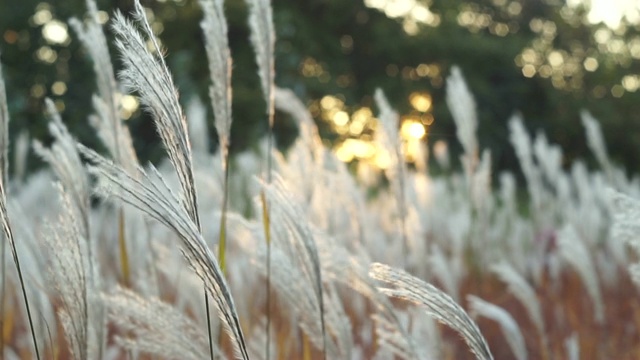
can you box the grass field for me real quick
[1,0,640,359]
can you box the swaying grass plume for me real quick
[198,0,235,355]
[369,262,493,360]
[111,1,200,226]
[261,176,327,358]
[581,110,612,176]
[0,58,8,186]
[79,145,249,359]
[246,0,275,124]
[13,130,30,185]
[34,99,104,357]
[44,183,102,359]
[467,295,527,360]
[69,0,138,172]
[246,0,276,355]
[199,0,232,161]
[490,261,547,350]
[274,87,322,154]
[374,89,409,265]
[33,99,91,237]
[103,286,214,360]
[70,0,140,290]
[446,66,479,175]
[557,224,605,324]
[187,97,210,156]
[316,238,420,358]
[110,2,224,355]
[609,189,640,286]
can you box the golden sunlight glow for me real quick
[583,57,599,71]
[345,138,376,158]
[352,107,373,123]
[321,95,341,110]
[364,0,440,29]
[522,64,536,78]
[334,139,377,162]
[32,6,52,26]
[409,92,432,112]
[51,81,67,95]
[42,20,69,44]
[547,51,564,67]
[349,121,365,135]
[120,95,140,120]
[373,150,392,169]
[403,138,422,162]
[36,46,57,63]
[122,95,139,112]
[333,111,349,126]
[622,75,639,92]
[401,119,426,140]
[569,0,640,29]
[335,144,355,162]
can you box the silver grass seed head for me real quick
[112,2,199,227]
[467,295,527,360]
[370,262,494,360]
[446,66,478,162]
[79,144,249,359]
[246,0,276,124]
[199,0,233,154]
[0,57,9,185]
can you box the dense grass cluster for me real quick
[2,0,640,359]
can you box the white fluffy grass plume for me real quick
[467,295,527,360]
[369,262,494,360]
[111,1,200,226]
[79,145,249,359]
[198,0,233,158]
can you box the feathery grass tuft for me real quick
[369,262,493,360]
[467,295,527,360]
[44,183,102,359]
[104,286,214,360]
[33,99,91,237]
[111,1,200,226]
[374,89,409,266]
[261,176,327,358]
[79,145,249,359]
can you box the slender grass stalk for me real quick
[0,179,40,360]
[0,229,4,354]
[197,0,234,355]
[0,55,9,355]
[245,0,278,357]
[1,54,40,360]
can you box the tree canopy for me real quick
[1,0,639,175]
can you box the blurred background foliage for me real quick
[1,0,639,178]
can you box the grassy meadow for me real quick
[1,0,640,359]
